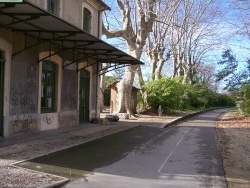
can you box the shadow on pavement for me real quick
[16,119,226,181]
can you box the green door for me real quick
[79,70,90,122]
[0,51,4,137]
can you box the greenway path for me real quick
[62,109,227,188]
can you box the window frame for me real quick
[83,7,92,33]
[47,0,56,14]
[41,60,56,113]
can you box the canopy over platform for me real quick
[0,0,143,72]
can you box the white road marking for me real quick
[157,151,174,173]
[176,129,190,146]
[176,136,184,146]
[158,129,190,173]
[184,129,190,135]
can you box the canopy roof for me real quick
[0,0,143,72]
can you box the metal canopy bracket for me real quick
[95,63,130,75]
[0,0,144,69]
[39,41,101,64]
[0,15,41,29]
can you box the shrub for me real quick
[240,84,250,116]
[184,83,210,108]
[144,77,236,114]
[215,93,236,107]
[145,77,184,113]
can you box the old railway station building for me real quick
[0,0,142,137]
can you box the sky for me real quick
[207,0,250,73]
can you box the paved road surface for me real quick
[61,109,227,187]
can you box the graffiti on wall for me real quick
[12,113,33,133]
[40,113,58,131]
[42,114,53,125]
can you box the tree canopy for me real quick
[101,0,249,115]
[216,49,250,91]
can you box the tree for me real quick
[102,0,157,115]
[194,63,218,91]
[247,59,250,73]
[216,49,238,81]
[216,49,249,91]
[230,0,250,39]
[111,67,125,79]
[146,0,180,81]
[166,0,221,83]
[102,0,227,114]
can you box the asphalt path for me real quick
[57,109,228,188]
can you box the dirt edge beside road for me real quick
[216,110,250,188]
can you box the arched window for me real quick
[41,61,56,112]
[83,8,92,33]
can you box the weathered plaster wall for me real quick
[10,48,38,115]
[58,111,78,128]
[0,31,39,136]
[61,69,78,111]
[62,0,100,37]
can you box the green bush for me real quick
[240,84,250,116]
[184,84,235,108]
[145,77,184,113]
[144,77,236,114]
[184,84,211,108]
[215,93,236,107]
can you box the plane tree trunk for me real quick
[102,0,157,116]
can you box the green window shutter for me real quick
[41,61,56,113]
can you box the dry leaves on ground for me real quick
[216,111,250,188]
